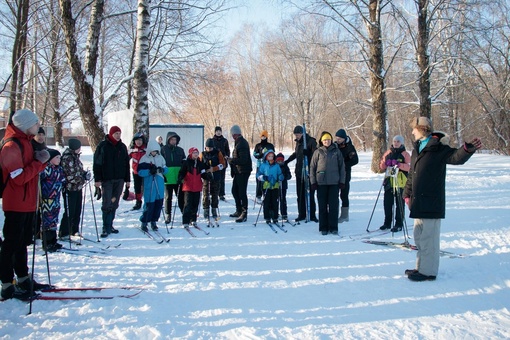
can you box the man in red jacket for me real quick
[0,109,51,300]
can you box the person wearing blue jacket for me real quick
[256,150,284,224]
[137,139,168,232]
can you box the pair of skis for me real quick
[184,223,210,237]
[362,239,467,258]
[140,227,170,244]
[265,221,287,233]
[25,283,148,301]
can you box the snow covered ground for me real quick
[1,147,510,339]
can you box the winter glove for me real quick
[34,149,50,163]
[122,187,130,200]
[157,167,163,173]
[385,159,393,167]
[391,159,400,167]
[464,137,482,153]
[257,175,264,182]
[94,186,102,200]
[339,183,345,190]
[253,152,261,159]
[82,171,91,181]
[303,149,311,158]
[149,165,157,175]
[217,163,224,171]
[310,183,318,191]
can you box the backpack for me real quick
[0,137,23,198]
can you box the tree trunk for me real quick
[367,0,387,173]
[9,0,30,116]
[417,0,432,119]
[59,0,105,150]
[133,0,151,138]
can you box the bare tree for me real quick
[59,0,105,149]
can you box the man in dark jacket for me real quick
[285,125,318,222]
[1,109,51,300]
[335,129,359,223]
[161,131,186,223]
[227,125,252,222]
[93,126,130,237]
[253,130,275,202]
[212,126,230,200]
[403,117,481,282]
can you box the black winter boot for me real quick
[235,212,247,223]
[133,200,142,210]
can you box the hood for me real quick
[4,123,32,142]
[131,132,147,146]
[147,139,161,154]
[263,149,275,161]
[431,131,450,145]
[166,131,181,145]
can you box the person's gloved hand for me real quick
[257,175,264,182]
[94,186,102,200]
[149,165,157,175]
[217,163,224,171]
[34,150,50,163]
[311,183,318,191]
[303,149,311,158]
[339,183,345,190]
[82,171,91,181]
[391,159,400,167]
[464,137,482,153]
[157,167,163,173]
[385,159,393,167]
[122,187,130,200]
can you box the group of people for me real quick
[0,109,482,300]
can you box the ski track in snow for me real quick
[1,150,509,339]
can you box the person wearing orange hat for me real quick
[93,126,131,238]
[253,130,274,203]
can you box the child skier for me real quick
[40,149,66,252]
[199,138,226,222]
[275,153,292,222]
[256,150,284,224]
[137,139,168,231]
[129,132,147,210]
[178,147,210,229]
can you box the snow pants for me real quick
[413,218,441,276]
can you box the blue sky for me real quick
[220,0,289,38]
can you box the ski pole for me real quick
[170,185,180,230]
[253,187,268,227]
[87,180,100,241]
[63,189,72,249]
[366,177,385,232]
[29,176,42,314]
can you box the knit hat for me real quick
[276,153,285,162]
[393,135,404,145]
[320,132,333,142]
[48,148,61,162]
[230,125,242,136]
[335,129,347,139]
[410,117,432,132]
[293,125,303,134]
[68,138,82,151]
[12,109,39,133]
[38,127,45,135]
[109,125,121,136]
[215,126,222,132]
[205,138,215,148]
[260,130,268,138]
[188,147,199,156]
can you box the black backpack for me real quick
[0,137,23,198]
